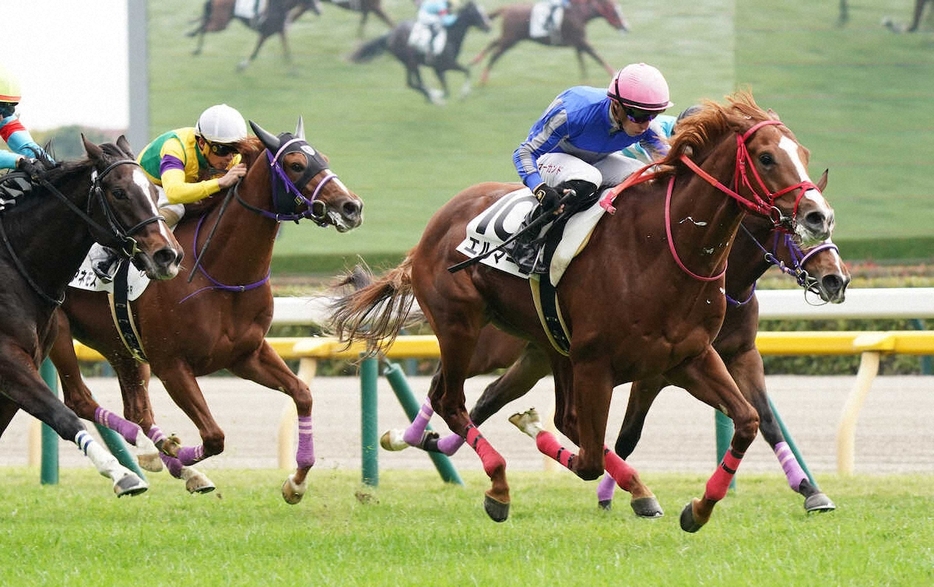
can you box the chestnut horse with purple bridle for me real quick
[48,120,363,504]
[331,91,836,531]
[379,210,849,515]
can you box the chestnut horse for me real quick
[48,121,363,503]
[349,1,492,104]
[331,91,835,531]
[471,0,628,84]
[189,0,321,69]
[0,136,182,496]
[381,211,849,514]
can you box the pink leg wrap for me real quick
[177,445,206,466]
[94,407,142,444]
[465,425,505,477]
[535,431,576,470]
[705,447,744,502]
[436,433,465,455]
[403,398,434,446]
[603,446,635,492]
[774,441,807,491]
[160,453,184,478]
[297,415,315,468]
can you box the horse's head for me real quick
[460,1,492,32]
[581,0,629,31]
[82,135,182,280]
[248,119,363,232]
[665,91,835,249]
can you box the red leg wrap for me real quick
[705,448,744,502]
[603,446,634,492]
[535,430,576,470]
[466,425,505,477]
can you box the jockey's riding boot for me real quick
[503,205,546,275]
[89,244,120,284]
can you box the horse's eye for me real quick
[289,162,304,173]
[112,188,128,200]
[759,153,775,166]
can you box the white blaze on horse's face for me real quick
[778,136,835,244]
[133,167,176,241]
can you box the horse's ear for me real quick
[817,168,828,192]
[295,117,305,140]
[82,133,103,161]
[249,120,280,152]
[767,108,781,121]
[116,135,136,158]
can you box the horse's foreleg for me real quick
[578,43,614,77]
[667,348,759,532]
[239,33,271,70]
[229,341,315,505]
[154,362,226,468]
[728,349,835,512]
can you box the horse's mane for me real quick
[654,90,785,180]
[235,136,266,168]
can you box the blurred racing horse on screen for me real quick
[331,91,835,531]
[0,136,181,496]
[49,120,363,504]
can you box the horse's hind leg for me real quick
[728,350,834,513]
[0,397,18,436]
[228,341,315,505]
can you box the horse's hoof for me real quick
[598,499,612,511]
[138,452,164,473]
[282,474,307,505]
[379,429,410,451]
[483,493,510,522]
[631,496,664,518]
[804,492,836,513]
[114,472,148,497]
[181,467,215,494]
[679,499,705,533]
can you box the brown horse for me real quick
[331,91,835,531]
[380,211,849,514]
[471,0,628,84]
[49,121,363,503]
[0,136,182,496]
[189,0,321,69]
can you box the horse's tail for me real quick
[328,255,417,353]
[349,34,391,63]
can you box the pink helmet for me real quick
[606,63,673,111]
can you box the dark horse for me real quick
[349,1,492,104]
[381,210,849,514]
[189,0,321,70]
[291,0,394,37]
[0,136,182,496]
[48,121,363,503]
[471,0,628,84]
[331,91,836,531]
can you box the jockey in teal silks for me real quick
[0,64,52,178]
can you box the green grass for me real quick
[144,0,934,271]
[1,469,932,586]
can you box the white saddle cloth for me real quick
[69,256,151,302]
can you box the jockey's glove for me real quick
[16,157,44,181]
[533,182,562,214]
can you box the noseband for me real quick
[679,119,820,233]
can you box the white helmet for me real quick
[195,104,247,143]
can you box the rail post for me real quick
[360,354,379,486]
[40,360,59,485]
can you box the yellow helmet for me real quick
[0,64,21,103]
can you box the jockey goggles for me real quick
[207,141,238,157]
[623,106,658,124]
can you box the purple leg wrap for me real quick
[147,425,167,447]
[160,453,184,478]
[297,415,316,468]
[177,445,205,466]
[94,407,142,444]
[774,441,807,491]
[436,433,465,456]
[597,473,617,503]
[403,399,434,446]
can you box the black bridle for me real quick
[0,158,164,306]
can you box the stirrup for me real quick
[92,258,119,284]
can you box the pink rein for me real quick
[599,119,819,281]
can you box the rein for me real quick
[0,159,164,306]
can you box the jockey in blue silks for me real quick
[507,62,674,273]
